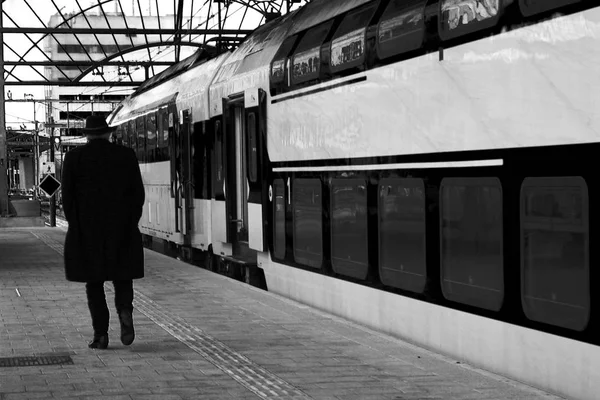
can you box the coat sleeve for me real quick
[61,151,76,223]
[128,148,145,224]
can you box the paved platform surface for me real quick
[0,227,564,400]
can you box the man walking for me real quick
[62,115,145,349]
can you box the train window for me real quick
[213,120,224,198]
[521,177,589,331]
[293,179,322,268]
[113,125,122,145]
[273,179,286,260]
[118,125,125,145]
[161,110,170,161]
[376,0,426,60]
[156,110,164,161]
[271,36,298,85]
[439,0,502,41]
[146,112,157,163]
[379,178,426,293]
[247,113,258,183]
[129,119,137,156]
[291,20,334,85]
[192,122,205,199]
[157,112,163,148]
[121,123,129,148]
[331,179,368,280]
[330,2,378,73]
[440,178,503,311]
[519,0,580,17]
[201,122,211,199]
[136,117,146,163]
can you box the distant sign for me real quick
[41,162,55,175]
[39,174,61,197]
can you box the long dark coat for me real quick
[61,138,145,282]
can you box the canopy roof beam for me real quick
[4,81,144,87]
[3,61,175,67]
[0,27,254,35]
[73,42,206,82]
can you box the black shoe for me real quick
[88,334,108,349]
[119,310,135,346]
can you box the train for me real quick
[107,0,600,398]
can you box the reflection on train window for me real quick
[291,21,333,85]
[521,177,589,331]
[161,110,170,161]
[113,125,123,145]
[440,178,503,311]
[271,59,286,81]
[156,112,163,149]
[519,0,580,17]
[121,122,130,147]
[439,0,500,40]
[377,0,426,60]
[129,119,136,154]
[330,2,378,72]
[273,179,286,260]
[271,36,297,84]
[379,178,426,293]
[247,113,258,183]
[146,112,157,163]
[331,179,368,280]
[156,110,164,161]
[293,179,322,268]
[121,124,129,147]
[136,117,146,162]
[293,48,319,80]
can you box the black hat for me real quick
[81,115,115,135]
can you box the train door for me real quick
[223,95,251,260]
[179,109,194,245]
[168,105,182,234]
[244,88,268,252]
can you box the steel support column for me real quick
[0,0,8,217]
[49,121,56,227]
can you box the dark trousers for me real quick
[85,280,133,336]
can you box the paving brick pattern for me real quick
[0,227,565,400]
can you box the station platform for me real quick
[0,227,564,400]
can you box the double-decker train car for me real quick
[108,0,600,398]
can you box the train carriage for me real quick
[108,0,600,399]
[109,51,231,247]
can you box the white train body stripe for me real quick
[273,159,503,172]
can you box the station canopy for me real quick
[1,0,308,89]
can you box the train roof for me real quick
[109,0,381,123]
[287,0,373,35]
[208,9,299,116]
[108,52,231,126]
[211,9,299,85]
[175,52,230,123]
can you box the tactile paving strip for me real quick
[32,230,312,400]
[31,231,65,254]
[0,355,73,367]
[131,290,312,399]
